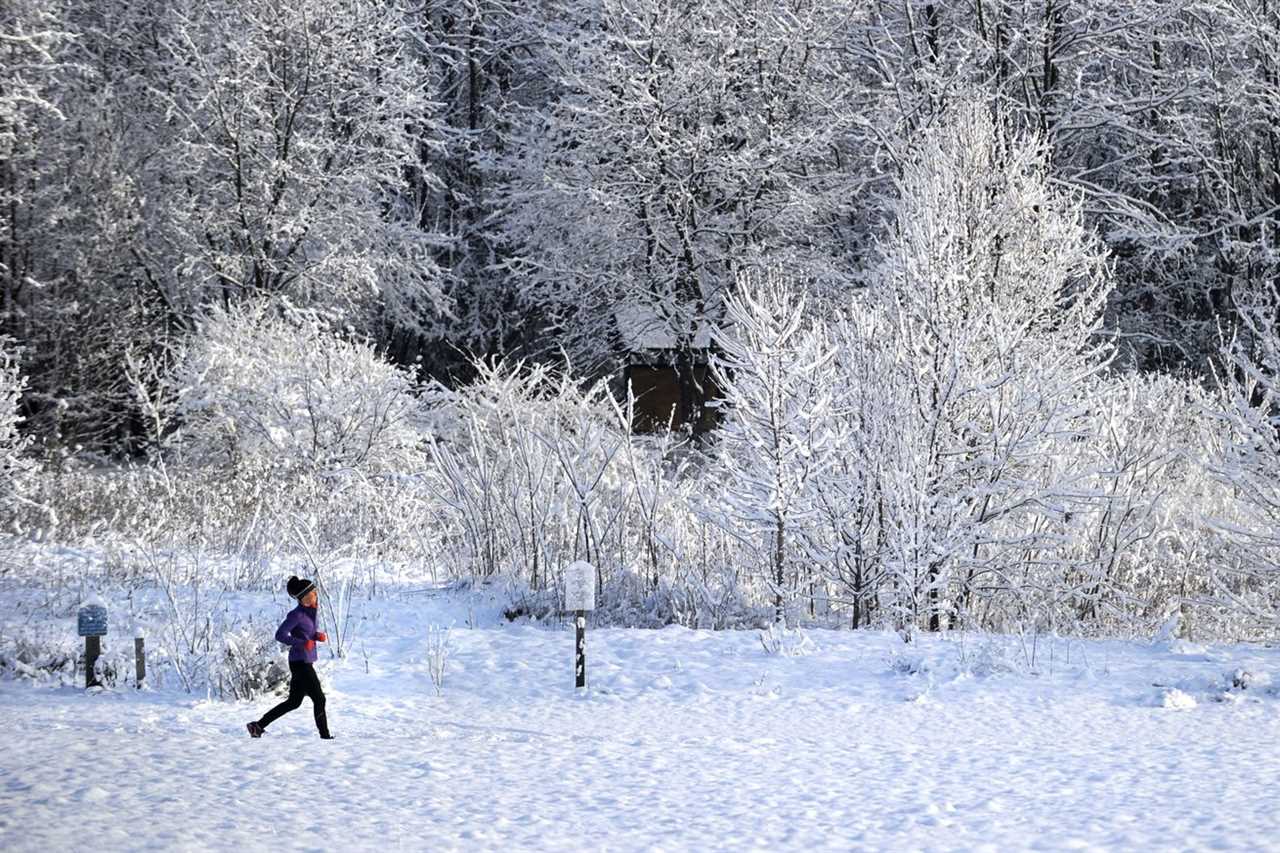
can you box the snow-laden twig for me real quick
[424,623,452,696]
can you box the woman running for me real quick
[246,575,333,739]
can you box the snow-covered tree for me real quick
[0,0,70,311]
[861,97,1114,633]
[140,0,447,329]
[4,0,456,448]
[709,270,837,624]
[0,340,32,509]
[391,0,555,378]
[0,0,181,446]
[800,302,897,629]
[837,0,1234,372]
[503,0,860,416]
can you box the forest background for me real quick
[5,0,1280,671]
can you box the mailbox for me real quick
[78,604,108,638]
[564,561,596,612]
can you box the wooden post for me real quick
[77,601,108,690]
[575,610,586,690]
[135,636,146,688]
[564,561,596,692]
[85,636,101,688]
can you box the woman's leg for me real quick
[296,663,331,737]
[257,662,307,730]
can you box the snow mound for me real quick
[1167,639,1210,657]
[1160,688,1197,710]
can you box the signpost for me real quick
[564,562,596,690]
[135,630,146,689]
[77,600,108,688]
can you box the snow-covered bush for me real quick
[419,358,768,627]
[0,621,149,690]
[1209,281,1280,624]
[130,546,277,693]
[218,624,288,701]
[960,636,1025,678]
[0,628,77,684]
[1034,371,1228,637]
[662,564,762,630]
[148,550,225,693]
[29,303,443,569]
[172,302,427,476]
[758,623,816,657]
[426,359,628,585]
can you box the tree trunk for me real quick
[774,516,786,625]
[927,559,944,632]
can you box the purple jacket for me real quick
[276,605,320,663]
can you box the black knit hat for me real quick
[287,575,316,601]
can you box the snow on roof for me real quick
[614,303,725,351]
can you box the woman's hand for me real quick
[315,632,328,643]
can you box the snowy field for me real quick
[3,587,1280,852]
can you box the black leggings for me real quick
[258,661,329,737]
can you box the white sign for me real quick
[564,561,596,612]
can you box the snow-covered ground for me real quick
[3,587,1280,851]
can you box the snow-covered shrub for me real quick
[593,566,702,628]
[150,615,290,697]
[427,358,628,583]
[419,357,772,627]
[151,576,221,693]
[121,548,292,695]
[218,623,288,700]
[172,302,427,475]
[1208,281,1280,631]
[758,623,816,657]
[1033,371,1228,637]
[0,628,77,684]
[282,542,363,659]
[87,646,120,687]
[18,302,443,571]
[953,633,1040,678]
[134,544,272,693]
[887,649,930,677]
[1227,669,1270,692]
[0,623,145,689]
[617,427,700,596]
[663,562,764,630]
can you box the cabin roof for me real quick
[614,303,728,352]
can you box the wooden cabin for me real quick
[615,305,725,434]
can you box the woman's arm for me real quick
[275,611,306,648]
